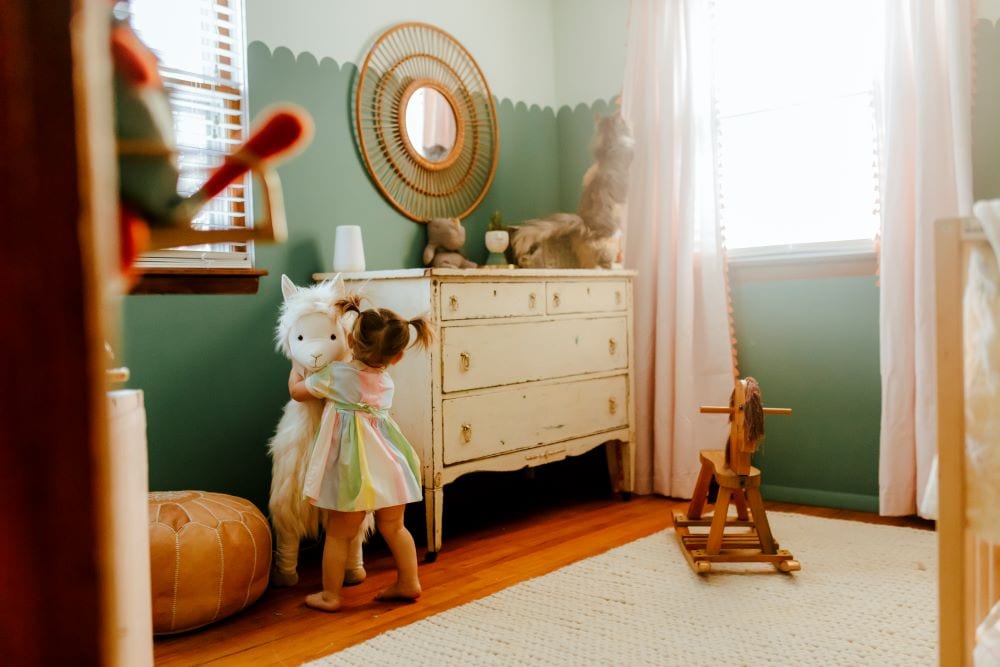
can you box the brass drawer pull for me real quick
[461,423,472,443]
[525,447,568,462]
[529,292,537,309]
[552,292,561,308]
[459,352,471,371]
[449,295,459,311]
[608,338,618,355]
[608,397,617,415]
[615,290,622,305]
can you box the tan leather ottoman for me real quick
[148,491,271,634]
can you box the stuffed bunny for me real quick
[423,217,477,268]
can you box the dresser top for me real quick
[314,268,637,281]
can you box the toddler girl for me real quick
[301,295,433,611]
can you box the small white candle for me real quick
[332,225,366,272]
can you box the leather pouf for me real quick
[148,490,271,634]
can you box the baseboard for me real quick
[760,484,879,513]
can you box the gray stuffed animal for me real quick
[423,217,477,268]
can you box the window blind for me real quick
[713,0,882,253]
[127,0,251,269]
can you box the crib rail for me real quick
[972,537,1000,626]
[936,217,999,666]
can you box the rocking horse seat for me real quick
[672,378,800,574]
[700,450,759,486]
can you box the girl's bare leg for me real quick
[305,510,366,612]
[373,505,421,601]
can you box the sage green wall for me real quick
[556,98,617,212]
[735,276,882,511]
[124,43,561,510]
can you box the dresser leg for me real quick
[605,439,635,496]
[424,486,444,562]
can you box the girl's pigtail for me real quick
[408,316,435,349]
[335,292,364,316]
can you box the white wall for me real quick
[981,0,1000,20]
[248,1,994,109]
[552,0,630,107]
[246,0,560,108]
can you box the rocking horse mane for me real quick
[732,376,766,448]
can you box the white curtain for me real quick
[878,0,973,516]
[621,0,734,496]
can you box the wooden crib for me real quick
[936,217,1000,666]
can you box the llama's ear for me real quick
[280,274,298,301]
[330,272,343,293]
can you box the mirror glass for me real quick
[404,87,458,163]
[356,22,499,221]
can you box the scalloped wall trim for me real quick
[249,42,618,118]
[246,0,562,109]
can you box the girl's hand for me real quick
[288,365,314,402]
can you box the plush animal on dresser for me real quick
[423,217,478,268]
[267,274,373,587]
[510,110,634,268]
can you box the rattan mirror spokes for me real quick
[355,22,499,222]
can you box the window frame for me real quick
[126,0,263,295]
[727,238,878,282]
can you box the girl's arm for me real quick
[288,364,314,402]
[304,363,338,400]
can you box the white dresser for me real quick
[315,268,636,559]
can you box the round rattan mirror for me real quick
[355,22,499,222]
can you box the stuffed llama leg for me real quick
[269,399,374,586]
[345,514,375,584]
[268,399,325,586]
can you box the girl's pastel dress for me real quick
[302,362,422,511]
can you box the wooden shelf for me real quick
[129,268,268,295]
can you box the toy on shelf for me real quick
[267,275,372,587]
[423,217,477,268]
[672,377,799,574]
[510,109,633,269]
[111,10,313,277]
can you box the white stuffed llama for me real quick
[268,274,372,586]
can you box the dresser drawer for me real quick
[546,280,627,315]
[442,375,628,464]
[442,317,628,392]
[440,282,545,321]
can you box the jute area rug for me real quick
[307,512,936,666]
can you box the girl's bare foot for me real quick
[375,581,421,602]
[305,591,342,612]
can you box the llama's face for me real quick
[287,312,348,371]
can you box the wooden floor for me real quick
[153,453,932,666]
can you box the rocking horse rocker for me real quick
[673,377,800,574]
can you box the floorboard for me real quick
[153,451,932,665]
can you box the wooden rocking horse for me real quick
[673,377,800,574]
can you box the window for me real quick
[126,0,251,272]
[713,0,883,257]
